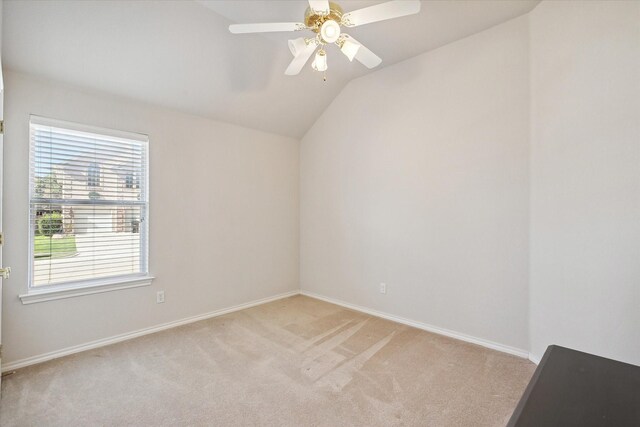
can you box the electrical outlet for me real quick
[156,291,165,304]
[380,283,387,294]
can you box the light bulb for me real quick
[288,37,308,57]
[320,20,340,43]
[340,38,361,62]
[312,50,328,72]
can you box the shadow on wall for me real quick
[224,27,282,92]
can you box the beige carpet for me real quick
[0,295,534,426]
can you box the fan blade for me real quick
[229,22,304,34]
[342,0,421,27]
[285,44,317,75]
[308,0,330,14]
[347,36,382,69]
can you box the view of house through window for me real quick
[29,116,149,288]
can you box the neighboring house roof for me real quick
[53,155,137,184]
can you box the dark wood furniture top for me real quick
[507,345,640,427]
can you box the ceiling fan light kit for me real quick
[338,35,361,62]
[312,49,328,73]
[229,0,421,79]
[320,19,341,43]
[288,37,309,57]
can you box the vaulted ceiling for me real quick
[3,0,539,138]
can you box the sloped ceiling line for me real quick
[3,0,539,138]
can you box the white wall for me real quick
[2,71,299,365]
[4,0,639,368]
[301,17,531,352]
[529,1,640,364]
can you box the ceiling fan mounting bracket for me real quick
[304,2,344,32]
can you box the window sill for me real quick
[19,276,154,305]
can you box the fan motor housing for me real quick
[305,1,343,32]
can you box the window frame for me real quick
[20,116,153,304]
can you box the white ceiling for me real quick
[3,0,539,138]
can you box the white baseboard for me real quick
[2,290,299,372]
[3,289,536,372]
[528,353,541,365]
[300,290,530,359]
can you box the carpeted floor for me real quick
[0,295,534,426]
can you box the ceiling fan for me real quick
[229,0,421,79]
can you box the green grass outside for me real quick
[34,234,78,258]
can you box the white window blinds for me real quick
[29,116,149,289]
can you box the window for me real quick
[124,173,139,189]
[87,162,101,187]
[27,116,150,297]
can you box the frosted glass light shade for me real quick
[320,20,340,43]
[288,37,308,57]
[340,38,361,61]
[312,50,328,72]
